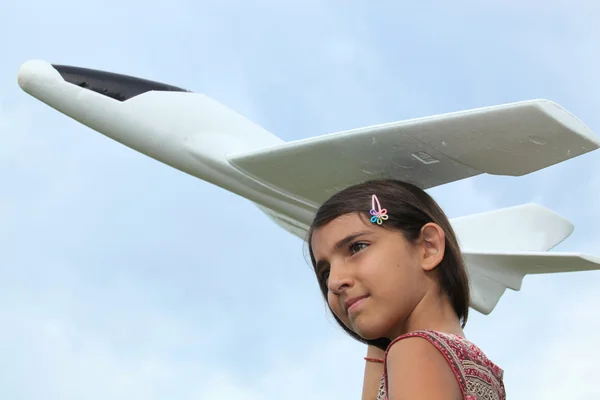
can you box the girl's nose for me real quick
[327,266,354,294]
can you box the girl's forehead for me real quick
[314,213,366,235]
[311,214,374,253]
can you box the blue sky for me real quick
[1,1,599,399]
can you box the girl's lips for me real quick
[345,295,368,313]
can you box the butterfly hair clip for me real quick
[370,194,389,225]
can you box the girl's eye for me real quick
[349,242,368,254]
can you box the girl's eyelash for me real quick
[349,242,368,254]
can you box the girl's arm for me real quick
[361,345,385,400]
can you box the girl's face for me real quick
[311,213,445,340]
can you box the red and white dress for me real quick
[376,330,506,400]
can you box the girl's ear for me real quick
[418,223,446,271]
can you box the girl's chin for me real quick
[356,329,386,341]
[351,319,389,341]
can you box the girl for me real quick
[307,179,506,400]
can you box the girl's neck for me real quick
[388,290,464,340]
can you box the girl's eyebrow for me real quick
[334,231,370,250]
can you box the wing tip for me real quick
[578,253,600,266]
[523,201,575,236]
[532,99,600,147]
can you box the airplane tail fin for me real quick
[464,251,600,314]
[453,204,600,314]
[452,203,573,253]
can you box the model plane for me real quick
[16,59,600,314]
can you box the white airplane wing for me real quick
[17,60,599,211]
[229,100,599,206]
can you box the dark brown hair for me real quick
[306,179,470,351]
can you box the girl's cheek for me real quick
[327,294,337,312]
[327,295,345,319]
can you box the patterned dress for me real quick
[376,330,505,400]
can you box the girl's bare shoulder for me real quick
[385,334,462,400]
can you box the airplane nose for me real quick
[17,59,62,92]
[17,59,192,102]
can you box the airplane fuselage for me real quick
[18,60,318,234]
